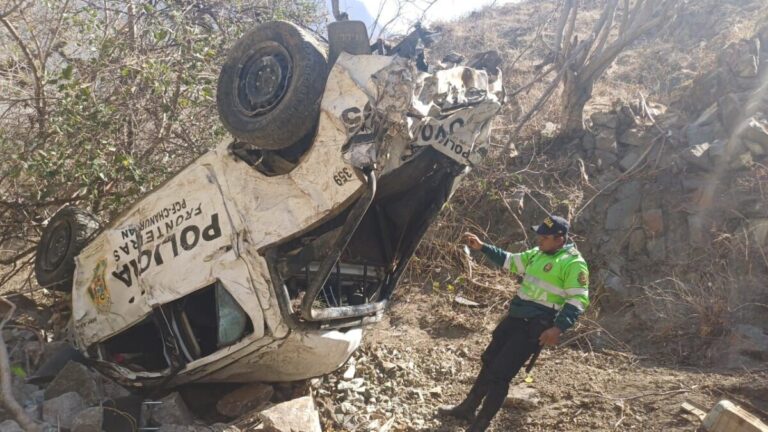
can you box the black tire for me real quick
[217,21,329,150]
[35,207,99,292]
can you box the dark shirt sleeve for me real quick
[554,303,582,332]
[480,243,508,267]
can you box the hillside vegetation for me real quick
[1,0,768,431]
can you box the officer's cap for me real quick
[531,215,569,236]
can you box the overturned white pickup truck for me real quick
[34,20,503,387]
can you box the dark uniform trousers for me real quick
[465,314,553,425]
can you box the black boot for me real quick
[466,417,491,432]
[466,382,506,432]
[437,403,476,422]
[437,392,482,422]
[440,365,493,422]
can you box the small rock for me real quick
[594,149,618,168]
[149,392,195,426]
[681,143,713,170]
[428,387,442,397]
[216,383,274,418]
[743,140,766,155]
[619,129,646,146]
[591,112,618,129]
[687,214,707,246]
[646,236,666,261]
[340,402,357,414]
[686,122,720,147]
[580,133,596,151]
[749,219,768,246]
[598,269,628,308]
[0,420,23,432]
[642,209,664,236]
[43,391,86,430]
[731,152,754,169]
[71,407,103,432]
[158,426,237,432]
[740,117,768,151]
[628,229,646,259]
[258,396,322,432]
[381,361,397,373]
[605,196,641,230]
[342,363,356,381]
[718,93,747,132]
[503,385,540,409]
[619,150,642,172]
[595,131,618,152]
[541,121,558,138]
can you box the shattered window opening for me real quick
[97,282,254,371]
[99,316,169,373]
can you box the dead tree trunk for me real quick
[515,0,680,140]
[561,74,594,136]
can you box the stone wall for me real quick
[572,29,768,368]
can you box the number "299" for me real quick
[333,167,354,186]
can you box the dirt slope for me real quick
[316,287,768,431]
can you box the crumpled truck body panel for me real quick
[70,52,503,385]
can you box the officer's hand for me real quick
[539,327,562,346]
[461,233,483,251]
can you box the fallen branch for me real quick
[0,297,42,432]
[587,387,692,402]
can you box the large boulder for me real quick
[45,361,130,405]
[71,407,103,432]
[149,392,195,426]
[597,269,629,309]
[43,391,86,430]
[216,383,274,418]
[0,421,23,432]
[605,195,641,230]
[595,131,618,153]
[618,129,647,147]
[739,117,768,152]
[258,396,322,432]
[591,112,618,129]
[712,325,768,369]
[719,38,760,78]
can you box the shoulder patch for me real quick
[543,263,553,272]
[577,271,588,286]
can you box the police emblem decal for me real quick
[577,271,588,285]
[87,259,111,312]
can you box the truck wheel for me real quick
[35,207,99,292]
[217,21,328,150]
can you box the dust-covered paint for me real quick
[69,49,504,385]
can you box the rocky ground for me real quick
[2,1,768,431]
[313,286,768,431]
[3,284,765,432]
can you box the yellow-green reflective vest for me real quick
[505,243,589,312]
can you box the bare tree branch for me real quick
[0,298,42,432]
[0,10,46,132]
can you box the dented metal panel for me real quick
[69,45,503,384]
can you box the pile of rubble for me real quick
[313,344,460,431]
[311,341,538,431]
[0,324,325,431]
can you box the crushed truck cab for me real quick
[35,20,504,387]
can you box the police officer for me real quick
[438,215,589,432]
